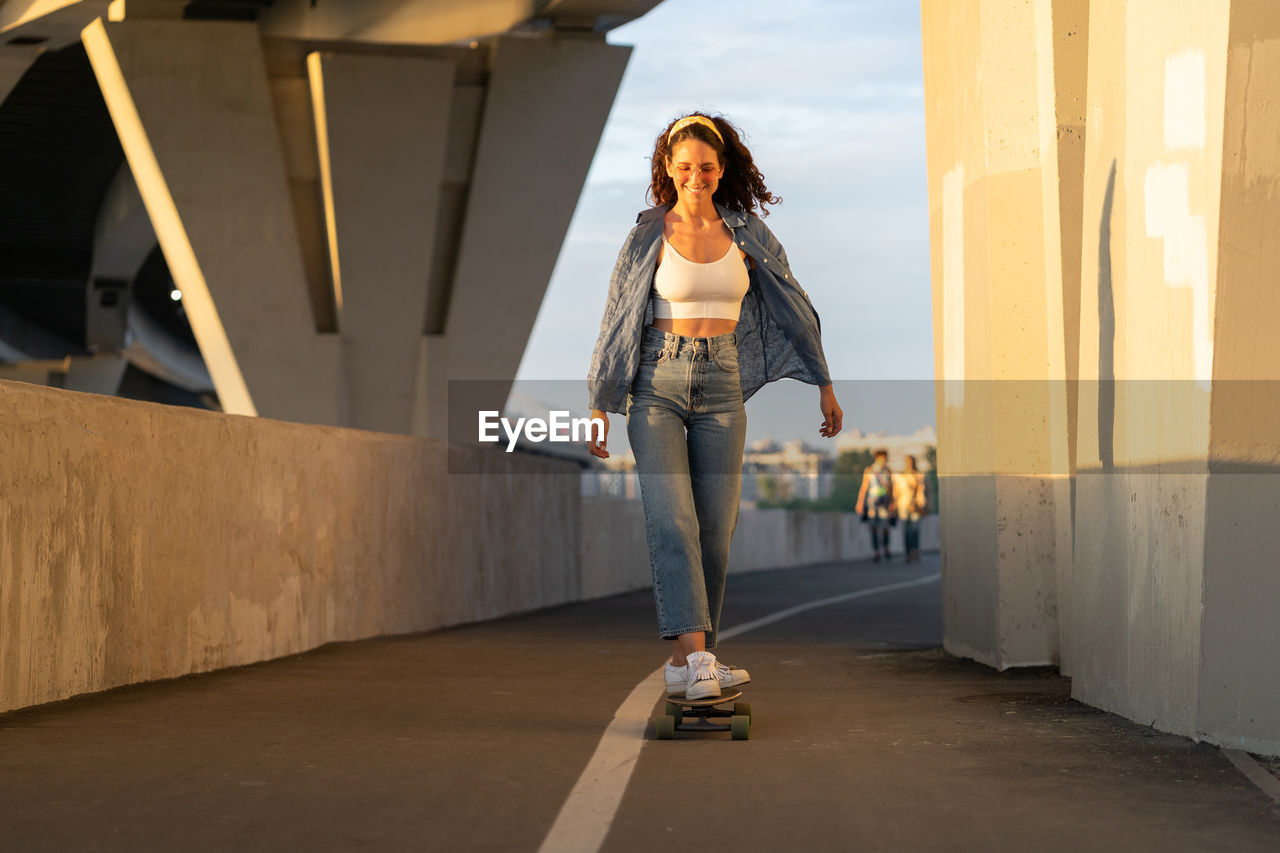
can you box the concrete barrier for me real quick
[0,380,580,714]
[1,379,935,714]
[732,508,938,572]
[579,496,649,599]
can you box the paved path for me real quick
[2,555,1278,851]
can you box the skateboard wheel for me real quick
[730,715,750,741]
[665,702,682,718]
[655,715,676,740]
[732,702,752,720]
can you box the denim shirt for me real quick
[587,202,832,414]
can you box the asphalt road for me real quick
[2,555,1278,852]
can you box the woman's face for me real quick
[665,138,723,204]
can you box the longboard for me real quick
[653,689,751,740]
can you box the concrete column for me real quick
[82,18,340,423]
[63,354,127,395]
[1073,0,1229,739]
[0,0,111,53]
[80,21,627,441]
[307,51,454,433]
[1049,0,1089,676]
[1195,1,1280,755]
[0,354,124,393]
[0,360,66,385]
[923,0,1074,669]
[420,34,630,442]
[926,0,1280,753]
[0,43,40,105]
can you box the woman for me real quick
[893,455,928,562]
[586,113,842,700]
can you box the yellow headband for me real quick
[667,115,724,145]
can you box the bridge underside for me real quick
[0,0,652,435]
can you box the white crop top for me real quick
[651,237,750,321]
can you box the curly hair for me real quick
[647,113,781,216]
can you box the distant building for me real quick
[741,438,833,506]
[835,426,937,470]
[576,426,937,506]
[584,449,639,500]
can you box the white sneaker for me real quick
[664,658,752,694]
[678,650,721,700]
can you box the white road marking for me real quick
[537,571,941,853]
[1222,748,1280,807]
[717,573,941,643]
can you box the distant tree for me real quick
[835,448,876,478]
[923,444,938,514]
[828,448,874,512]
[756,475,792,507]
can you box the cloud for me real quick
[517,0,935,395]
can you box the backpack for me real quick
[868,465,892,502]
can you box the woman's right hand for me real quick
[588,409,610,458]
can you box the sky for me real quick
[511,0,935,449]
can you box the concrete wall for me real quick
[923,0,1280,755]
[580,498,941,604]
[1,379,933,714]
[580,497,650,600]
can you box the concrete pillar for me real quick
[79,19,627,440]
[926,0,1280,753]
[0,43,40,105]
[417,34,630,442]
[1075,0,1280,753]
[923,0,1074,669]
[1049,0,1089,676]
[63,354,127,395]
[1196,1,1280,755]
[92,165,155,288]
[0,354,124,393]
[306,51,454,433]
[1073,0,1227,739]
[1072,1,1280,753]
[82,18,341,423]
[0,360,66,385]
[0,0,111,52]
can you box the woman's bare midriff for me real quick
[651,318,738,338]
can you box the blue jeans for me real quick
[627,325,746,648]
[902,513,921,552]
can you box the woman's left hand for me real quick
[818,385,843,438]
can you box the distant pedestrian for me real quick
[855,449,895,562]
[894,455,928,563]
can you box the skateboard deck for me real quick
[664,689,742,706]
[653,690,752,740]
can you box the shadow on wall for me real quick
[1098,159,1117,473]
